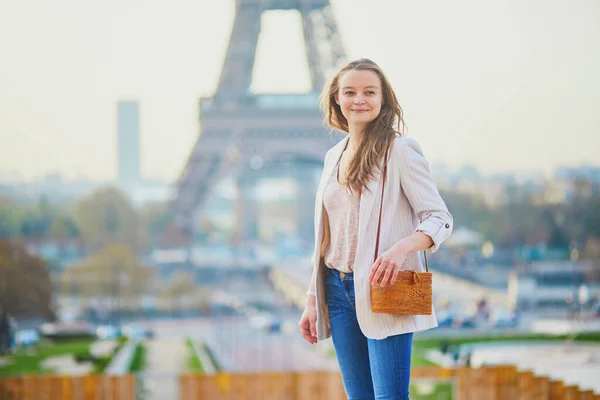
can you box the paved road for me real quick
[145,316,339,372]
[139,338,187,400]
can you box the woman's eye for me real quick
[344,91,354,95]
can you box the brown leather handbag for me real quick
[370,158,433,315]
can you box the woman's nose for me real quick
[354,96,366,104]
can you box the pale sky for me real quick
[1,0,599,183]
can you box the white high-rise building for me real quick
[117,100,141,187]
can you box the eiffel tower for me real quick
[170,0,347,247]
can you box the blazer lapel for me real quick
[357,164,384,260]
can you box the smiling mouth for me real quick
[351,109,369,112]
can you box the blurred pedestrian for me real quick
[298,58,453,399]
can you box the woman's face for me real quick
[335,69,383,129]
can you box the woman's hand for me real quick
[298,297,318,344]
[369,244,408,287]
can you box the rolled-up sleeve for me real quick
[395,137,453,253]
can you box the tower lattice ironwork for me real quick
[170,0,347,244]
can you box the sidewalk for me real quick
[140,338,187,400]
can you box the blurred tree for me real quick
[0,197,23,239]
[49,214,81,259]
[442,184,600,252]
[60,243,155,301]
[0,240,55,319]
[137,201,173,250]
[583,197,600,238]
[17,197,59,240]
[50,215,80,242]
[160,271,210,313]
[74,187,138,251]
[161,271,196,298]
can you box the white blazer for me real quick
[312,135,454,341]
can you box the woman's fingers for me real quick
[371,259,399,287]
[390,268,399,285]
[299,313,318,344]
[299,319,314,343]
[380,264,394,287]
[370,261,385,285]
[372,260,390,286]
[309,317,317,338]
[369,257,381,282]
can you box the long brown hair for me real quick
[319,58,406,194]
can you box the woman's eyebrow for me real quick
[341,85,380,90]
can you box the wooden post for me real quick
[532,376,551,399]
[72,376,86,400]
[60,375,73,400]
[495,365,519,400]
[294,371,328,400]
[109,375,119,400]
[320,371,345,400]
[240,371,295,400]
[83,375,99,400]
[564,386,580,400]
[39,375,53,400]
[228,372,251,400]
[51,376,64,400]
[127,375,136,400]
[195,374,223,399]
[0,378,19,400]
[470,367,499,400]
[11,378,22,400]
[550,380,565,400]
[21,376,35,400]
[454,367,471,400]
[179,374,194,400]
[519,370,535,400]
[579,391,595,400]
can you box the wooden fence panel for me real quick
[580,391,595,400]
[0,375,135,400]
[454,367,470,400]
[550,380,565,400]
[564,385,580,400]
[293,371,328,400]
[193,374,223,399]
[456,366,498,400]
[2,368,597,399]
[496,365,519,400]
[520,370,535,400]
[531,376,551,400]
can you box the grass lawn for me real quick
[0,339,95,376]
[411,331,600,367]
[410,381,453,400]
[186,338,204,373]
[128,342,146,373]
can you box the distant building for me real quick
[508,261,599,310]
[117,101,141,187]
[542,180,570,204]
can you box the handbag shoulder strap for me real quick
[373,148,429,272]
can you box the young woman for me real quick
[298,58,453,399]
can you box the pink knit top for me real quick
[323,160,360,273]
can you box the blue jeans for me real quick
[326,268,413,400]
